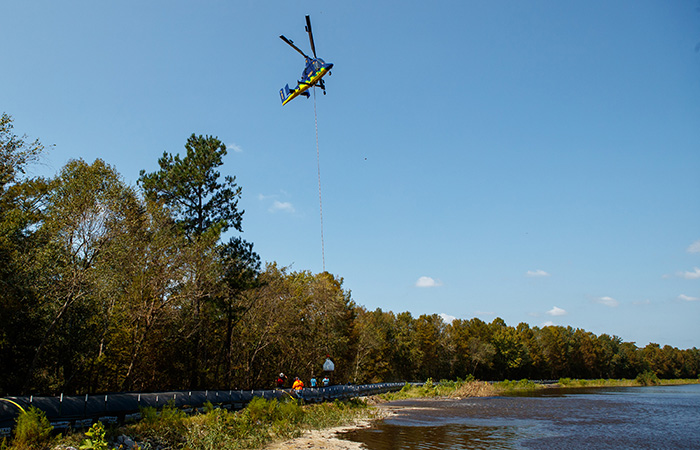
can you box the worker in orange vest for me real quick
[292,376,304,391]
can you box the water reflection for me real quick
[341,384,700,450]
[351,423,525,450]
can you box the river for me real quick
[340,384,700,449]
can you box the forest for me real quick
[1,113,699,396]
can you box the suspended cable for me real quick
[313,88,326,272]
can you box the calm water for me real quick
[341,384,700,449]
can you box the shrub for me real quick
[493,379,537,391]
[184,407,243,450]
[244,396,278,425]
[636,371,660,386]
[273,399,301,423]
[12,406,53,450]
[79,422,108,450]
[449,381,495,398]
[131,402,187,446]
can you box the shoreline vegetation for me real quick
[379,375,700,402]
[4,397,380,450]
[4,377,698,450]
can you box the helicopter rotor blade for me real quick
[305,15,317,58]
[280,35,309,59]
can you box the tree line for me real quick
[1,113,698,396]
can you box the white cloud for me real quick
[269,200,295,213]
[228,142,243,153]
[415,276,442,288]
[679,267,700,280]
[679,294,699,301]
[546,306,567,316]
[526,269,551,277]
[632,299,652,306]
[596,296,619,307]
[687,240,700,253]
[439,313,457,324]
[542,321,556,327]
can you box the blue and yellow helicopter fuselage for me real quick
[280,58,333,106]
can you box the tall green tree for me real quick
[490,318,528,379]
[227,265,355,388]
[414,314,447,380]
[98,198,192,392]
[214,236,262,386]
[392,312,420,381]
[27,159,137,393]
[0,113,49,395]
[444,319,472,379]
[351,307,395,383]
[0,113,44,191]
[138,134,247,388]
[138,134,243,238]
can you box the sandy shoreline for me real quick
[263,421,370,450]
[264,405,396,450]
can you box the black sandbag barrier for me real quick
[0,382,406,437]
[0,399,25,436]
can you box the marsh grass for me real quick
[128,402,189,447]
[492,379,540,392]
[557,374,699,388]
[449,381,496,398]
[381,378,544,400]
[303,398,372,430]
[380,378,500,400]
[558,378,639,387]
[378,381,438,400]
[379,375,700,402]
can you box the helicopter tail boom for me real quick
[279,84,293,104]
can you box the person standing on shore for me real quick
[276,373,287,388]
[310,375,317,387]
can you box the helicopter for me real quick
[279,15,334,106]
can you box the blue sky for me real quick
[3,1,699,349]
